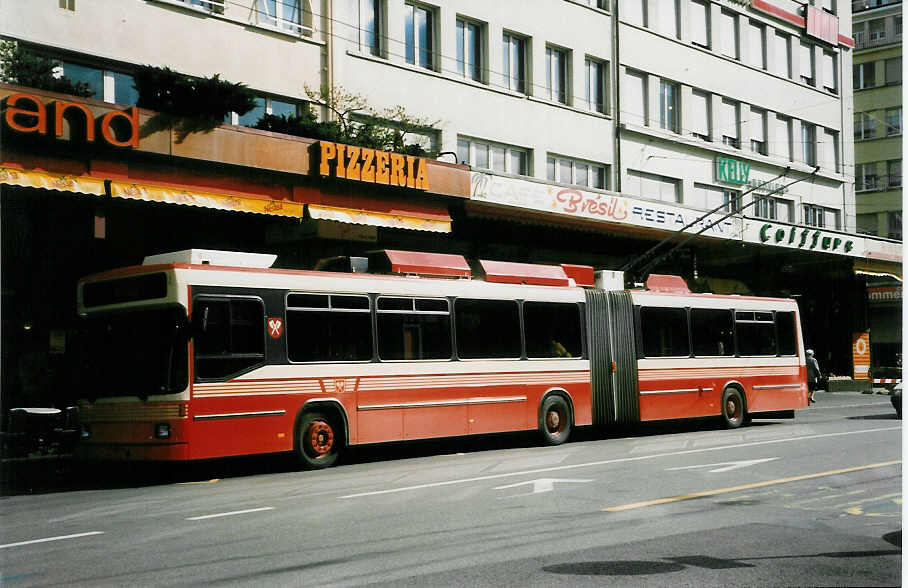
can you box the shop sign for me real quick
[754,222,859,254]
[868,286,901,302]
[716,156,789,194]
[470,172,738,238]
[2,92,139,148]
[715,156,750,185]
[317,141,430,190]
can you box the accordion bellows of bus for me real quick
[74,249,808,468]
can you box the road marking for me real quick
[338,425,900,499]
[809,402,894,410]
[0,531,104,550]
[667,457,779,473]
[185,506,274,521]
[493,478,593,496]
[602,460,901,512]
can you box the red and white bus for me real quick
[74,249,807,468]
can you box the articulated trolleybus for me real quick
[75,249,807,468]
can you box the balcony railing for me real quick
[856,174,902,192]
[852,0,902,13]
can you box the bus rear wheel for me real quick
[539,395,572,446]
[722,388,746,429]
[297,411,342,469]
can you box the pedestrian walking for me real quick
[806,349,821,404]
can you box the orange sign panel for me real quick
[317,141,430,190]
[852,332,870,380]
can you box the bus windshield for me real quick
[79,306,189,400]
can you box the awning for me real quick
[109,181,303,218]
[0,167,106,195]
[307,194,451,233]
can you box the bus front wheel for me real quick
[722,388,746,429]
[539,395,572,446]
[297,411,342,469]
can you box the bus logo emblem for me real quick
[334,379,346,394]
[268,318,283,338]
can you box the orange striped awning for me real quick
[109,181,303,218]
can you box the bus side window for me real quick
[193,297,265,380]
[524,301,582,358]
[690,308,734,357]
[455,299,521,359]
[640,307,690,358]
[776,311,797,356]
[377,297,451,361]
[735,311,777,356]
[286,293,373,362]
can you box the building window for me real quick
[659,80,679,133]
[753,196,791,222]
[360,0,384,56]
[545,46,569,104]
[885,57,902,84]
[622,69,648,126]
[458,137,529,176]
[801,122,816,165]
[584,57,608,114]
[620,0,646,27]
[720,10,739,60]
[690,89,711,141]
[804,204,825,228]
[502,32,528,93]
[655,0,680,38]
[799,42,815,86]
[773,32,791,78]
[775,115,793,161]
[886,107,902,135]
[178,0,225,13]
[404,3,435,70]
[888,212,902,241]
[547,155,609,189]
[854,112,876,140]
[690,0,710,48]
[695,183,740,213]
[58,0,75,10]
[256,0,311,35]
[627,170,681,203]
[747,21,766,69]
[721,99,740,148]
[456,18,483,82]
[822,129,839,172]
[822,51,837,93]
[888,159,902,188]
[750,108,767,155]
[230,95,306,126]
[869,18,886,41]
[853,62,875,89]
[56,62,138,105]
[855,162,878,191]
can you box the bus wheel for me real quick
[539,395,572,446]
[297,412,341,469]
[722,388,745,429]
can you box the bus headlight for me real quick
[154,423,171,439]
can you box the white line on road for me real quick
[185,506,275,521]
[339,425,900,499]
[0,531,105,550]
[666,457,779,473]
[808,402,894,410]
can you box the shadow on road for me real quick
[1,416,793,496]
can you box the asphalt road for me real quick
[0,391,902,587]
